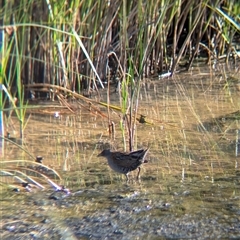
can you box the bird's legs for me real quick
[125,168,142,182]
[125,173,130,182]
[136,167,141,180]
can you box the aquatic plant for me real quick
[1,0,239,88]
[0,0,239,153]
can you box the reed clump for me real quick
[0,0,239,183]
[1,0,239,92]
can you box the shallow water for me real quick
[1,66,240,239]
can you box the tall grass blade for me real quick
[72,28,104,89]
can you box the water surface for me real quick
[1,66,240,239]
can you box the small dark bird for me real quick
[97,148,149,180]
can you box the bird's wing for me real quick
[114,149,148,168]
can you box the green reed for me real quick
[2,0,239,83]
[1,0,239,152]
